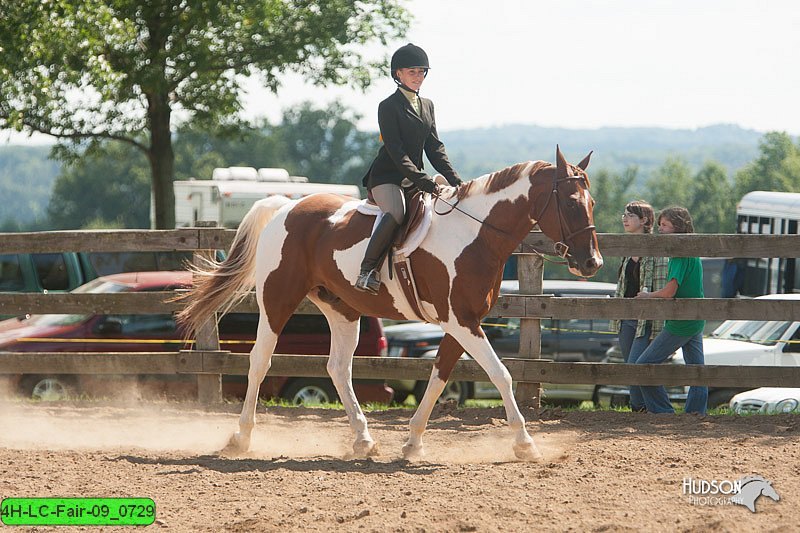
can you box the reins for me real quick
[430,173,595,266]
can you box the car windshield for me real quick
[711,319,792,345]
[25,279,130,327]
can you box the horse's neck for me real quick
[454,166,540,256]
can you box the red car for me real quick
[0,271,392,404]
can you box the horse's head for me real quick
[533,146,603,278]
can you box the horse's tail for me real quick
[175,195,292,336]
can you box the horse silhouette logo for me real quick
[731,476,780,513]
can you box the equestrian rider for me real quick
[354,43,463,294]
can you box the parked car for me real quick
[385,279,617,405]
[0,251,200,320]
[597,293,800,409]
[0,271,392,404]
[729,387,800,414]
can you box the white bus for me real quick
[734,190,800,296]
[173,167,361,228]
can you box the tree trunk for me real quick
[147,91,175,229]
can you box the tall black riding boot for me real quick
[354,215,400,295]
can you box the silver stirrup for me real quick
[355,270,380,294]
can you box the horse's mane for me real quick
[455,161,551,201]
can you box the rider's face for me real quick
[396,67,427,92]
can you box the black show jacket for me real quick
[362,89,461,188]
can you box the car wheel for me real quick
[281,379,338,405]
[21,375,75,401]
[413,380,471,406]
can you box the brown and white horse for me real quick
[177,147,602,461]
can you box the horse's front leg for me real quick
[403,333,463,460]
[447,326,542,461]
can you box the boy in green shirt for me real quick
[633,207,707,414]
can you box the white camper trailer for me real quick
[174,167,361,228]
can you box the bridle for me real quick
[431,170,596,265]
[530,172,596,263]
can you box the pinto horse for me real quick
[177,147,602,461]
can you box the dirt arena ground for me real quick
[1,400,798,532]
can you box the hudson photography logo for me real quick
[682,475,780,512]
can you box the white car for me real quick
[729,388,800,414]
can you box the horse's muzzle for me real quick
[581,256,603,277]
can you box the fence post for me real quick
[514,235,544,408]
[193,221,223,404]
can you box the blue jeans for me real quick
[619,320,652,411]
[634,330,707,414]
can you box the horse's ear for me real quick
[577,151,593,171]
[556,145,569,178]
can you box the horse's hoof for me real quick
[402,442,425,461]
[221,432,250,455]
[353,439,379,458]
[513,442,543,462]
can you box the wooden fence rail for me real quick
[3,352,800,389]
[2,228,800,406]
[1,291,799,321]
[3,228,800,257]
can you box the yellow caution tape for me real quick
[13,338,257,346]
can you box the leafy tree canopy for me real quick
[0,0,409,227]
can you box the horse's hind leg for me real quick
[309,292,377,458]
[447,327,542,461]
[225,317,278,453]
[402,333,463,460]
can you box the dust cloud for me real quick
[0,401,568,464]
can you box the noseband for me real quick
[532,173,596,262]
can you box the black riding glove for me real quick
[448,177,463,187]
[415,177,438,194]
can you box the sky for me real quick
[4,0,800,145]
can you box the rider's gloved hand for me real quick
[416,177,439,194]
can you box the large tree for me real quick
[0,0,408,227]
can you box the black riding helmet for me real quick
[390,43,430,83]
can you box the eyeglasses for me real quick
[621,212,639,219]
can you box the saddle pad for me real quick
[355,197,432,256]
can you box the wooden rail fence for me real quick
[2,229,800,406]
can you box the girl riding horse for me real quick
[355,43,463,294]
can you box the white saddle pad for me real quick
[355,196,433,256]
